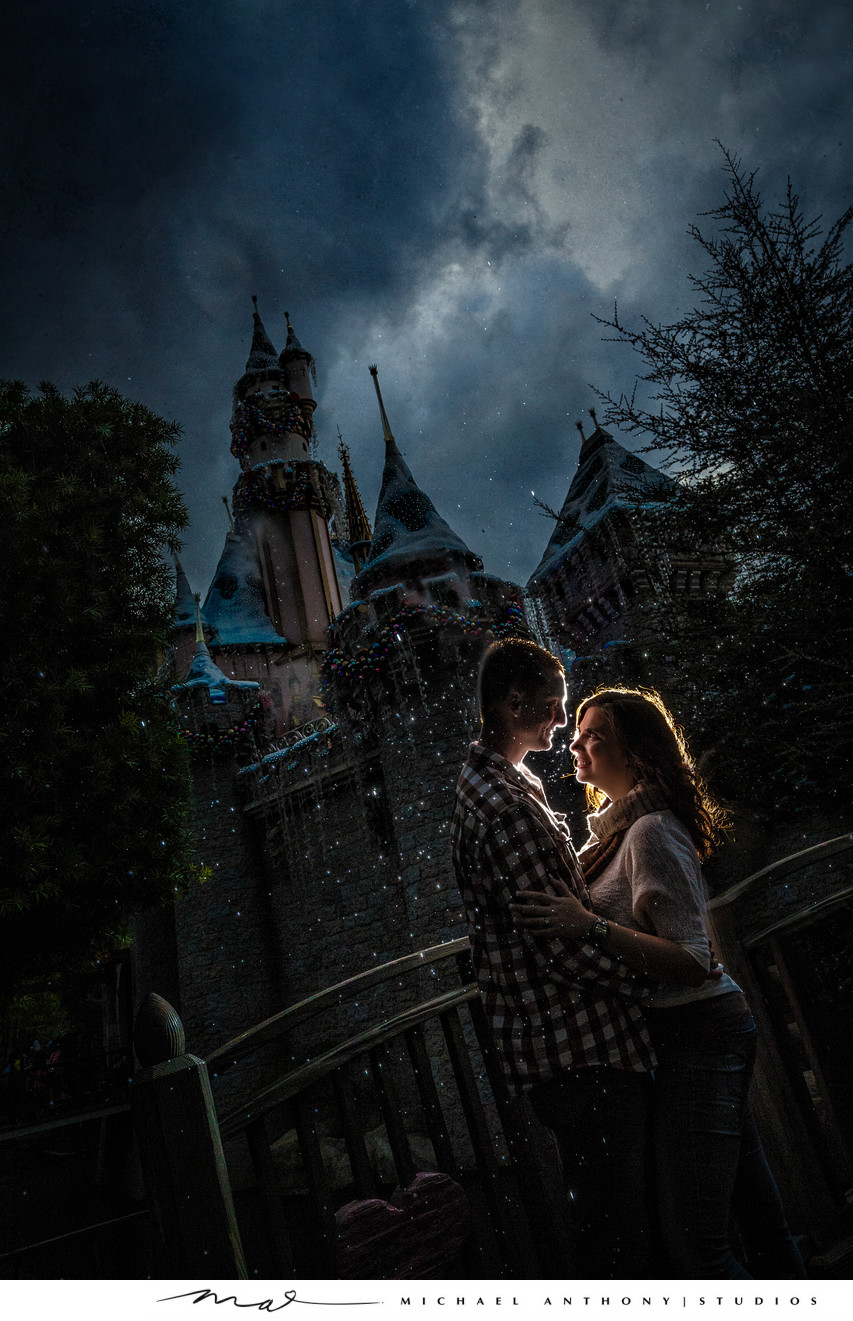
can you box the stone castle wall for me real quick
[132,686,281,1063]
[133,611,504,1148]
[235,619,487,1020]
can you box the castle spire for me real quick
[171,557,200,678]
[368,364,400,456]
[283,310,303,353]
[173,557,196,631]
[193,592,205,646]
[174,609,259,695]
[352,367,482,598]
[528,419,672,584]
[245,294,279,371]
[278,309,316,397]
[171,589,259,695]
[337,430,372,546]
[580,404,612,455]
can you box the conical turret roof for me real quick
[173,557,200,630]
[173,637,259,695]
[203,530,287,647]
[280,310,311,360]
[352,366,481,597]
[338,436,372,546]
[172,596,259,694]
[528,419,673,584]
[245,295,279,372]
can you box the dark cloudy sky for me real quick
[2,0,851,597]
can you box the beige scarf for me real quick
[579,781,668,882]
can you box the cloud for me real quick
[1,0,851,597]
[450,0,852,293]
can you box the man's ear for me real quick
[505,687,524,718]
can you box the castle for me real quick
[131,300,725,1059]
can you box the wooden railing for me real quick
[131,940,566,1281]
[0,1105,150,1278]
[7,837,851,1278]
[708,833,853,1242]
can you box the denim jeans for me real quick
[731,1107,807,1279]
[529,1065,654,1279]
[649,992,766,1279]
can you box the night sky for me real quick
[2,1,851,599]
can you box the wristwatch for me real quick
[586,916,610,943]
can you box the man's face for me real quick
[514,675,569,755]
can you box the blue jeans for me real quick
[649,992,803,1280]
[529,1065,654,1279]
[731,1107,807,1279]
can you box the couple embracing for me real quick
[451,638,806,1280]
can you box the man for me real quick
[450,637,655,1279]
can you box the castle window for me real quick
[424,573,462,609]
[260,440,268,451]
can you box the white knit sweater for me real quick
[581,801,740,1009]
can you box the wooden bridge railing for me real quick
[132,834,853,1280]
[131,992,247,1278]
[708,832,853,1245]
[132,939,566,1281]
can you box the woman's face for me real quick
[570,705,637,803]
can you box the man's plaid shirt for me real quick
[451,743,655,1094]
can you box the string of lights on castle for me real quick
[322,601,527,690]
[231,463,313,525]
[172,699,266,751]
[229,398,306,465]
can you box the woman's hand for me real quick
[510,877,591,940]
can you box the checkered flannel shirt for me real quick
[451,742,655,1094]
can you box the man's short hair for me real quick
[477,638,565,717]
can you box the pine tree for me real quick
[0,380,199,993]
[597,148,853,820]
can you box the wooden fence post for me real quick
[131,992,247,1279]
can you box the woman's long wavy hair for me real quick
[576,687,729,860]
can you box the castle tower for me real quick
[199,300,347,734]
[229,301,342,647]
[279,311,316,413]
[527,410,732,689]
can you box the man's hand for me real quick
[510,876,591,940]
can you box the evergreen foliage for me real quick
[597,148,853,819]
[0,380,199,993]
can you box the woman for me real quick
[511,686,804,1280]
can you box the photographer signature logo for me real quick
[159,1289,379,1311]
